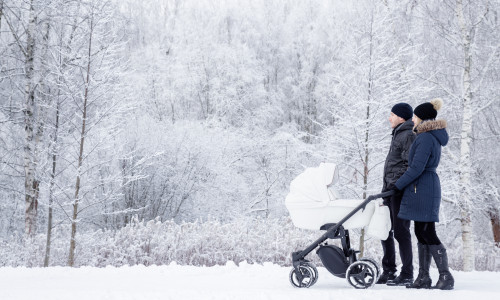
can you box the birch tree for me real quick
[62,0,131,266]
[40,0,84,267]
[419,0,499,271]
[455,0,476,272]
[1,0,47,236]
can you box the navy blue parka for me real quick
[394,119,449,222]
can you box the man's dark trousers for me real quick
[381,192,413,276]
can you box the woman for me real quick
[393,98,454,290]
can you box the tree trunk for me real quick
[359,12,375,258]
[489,208,500,248]
[456,0,475,272]
[36,19,52,267]
[23,0,38,237]
[68,13,93,267]
[360,106,370,258]
[44,98,60,267]
[46,2,81,265]
[0,0,4,32]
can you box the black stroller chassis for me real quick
[289,191,394,289]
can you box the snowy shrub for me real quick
[1,217,499,271]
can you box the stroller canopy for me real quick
[285,163,340,208]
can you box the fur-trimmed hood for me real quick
[416,119,447,133]
[416,119,448,146]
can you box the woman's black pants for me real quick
[414,221,441,245]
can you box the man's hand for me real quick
[392,186,402,197]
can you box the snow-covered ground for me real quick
[0,262,498,300]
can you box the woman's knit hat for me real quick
[414,98,443,121]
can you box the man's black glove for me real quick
[392,186,402,197]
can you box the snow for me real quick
[0,262,499,300]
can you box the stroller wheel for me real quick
[289,263,318,288]
[305,262,319,286]
[346,261,377,289]
[359,258,380,282]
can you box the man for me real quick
[376,103,415,286]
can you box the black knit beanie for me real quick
[414,98,443,121]
[391,103,413,121]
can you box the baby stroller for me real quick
[285,163,393,289]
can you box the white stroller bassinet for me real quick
[285,163,390,239]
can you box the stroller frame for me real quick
[290,191,393,289]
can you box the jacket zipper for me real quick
[414,184,417,193]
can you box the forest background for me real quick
[0,0,499,271]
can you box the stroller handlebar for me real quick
[367,190,395,201]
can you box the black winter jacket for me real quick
[382,119,415,192]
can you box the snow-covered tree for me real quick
[53,0,133,266]
[1,0,499,270]
[414,0,500,271]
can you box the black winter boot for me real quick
[386,273,413,286]
[376,270,397,284]
[407,243,432,289]
[429,244,454,290]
